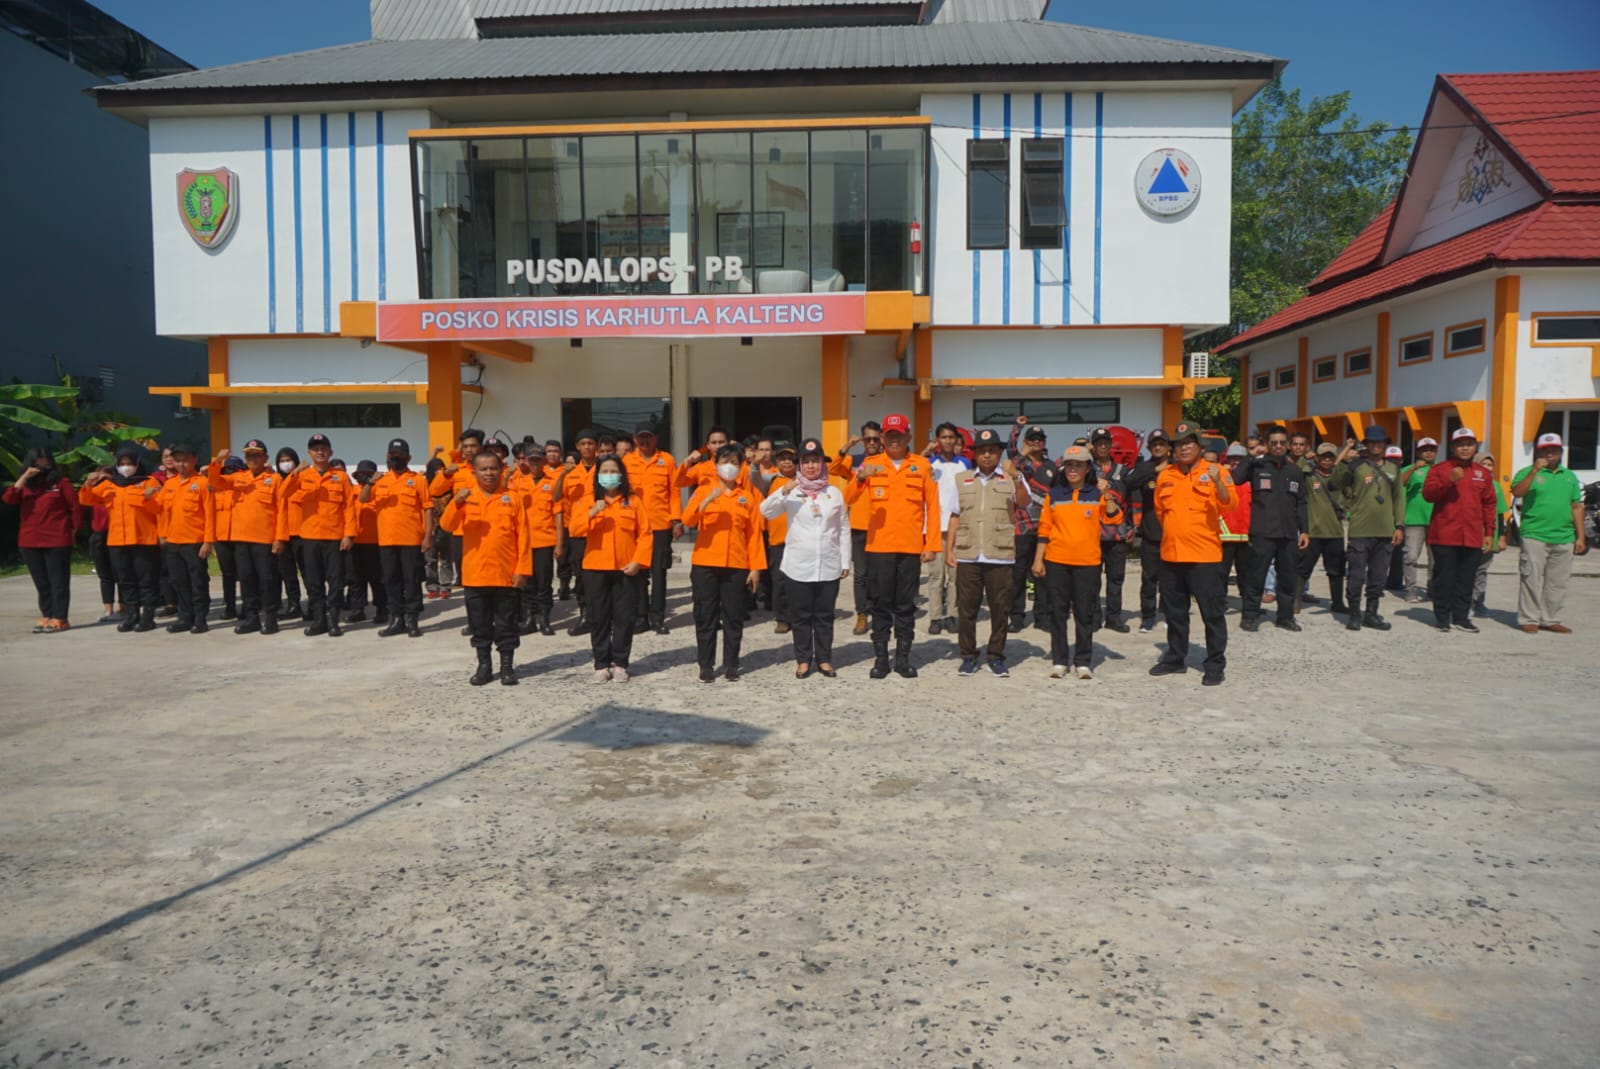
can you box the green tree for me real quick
[1187,79,1414,438]
[0,373,161,481]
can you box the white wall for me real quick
[1404,123,1539,257]
[149,109,428,337]
[1516,268,1600,473]
[228,394,428,469]
[931,327,1163,379]
[923,88,1232,329]
[1301,315,1380,416]
[932,386,1163,448]
[1385,277,1494,409]
[229,338,427,386]
[1244,337,1300,426]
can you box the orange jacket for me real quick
[676,457,753,495]
[368,470,432,546]
[764,476,792,545]
[683,485,768,569]
[159,473,216,544]
[79,476,160,547]
[581,494,655,571]
[439,487,532,587]
[624,449,682,530]
[277,466,358,541]
[353,496,380,544]
[830,454,873,532]
[1038,485,1116,566]
[211,474,235,540]
[562,462,598,538]
[206,465,281,544]
[1154,462,1233,564]
[844,455,941,555]
[507,468,562,549]
[428,464,478,499]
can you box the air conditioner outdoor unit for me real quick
[1186,351,1210,379]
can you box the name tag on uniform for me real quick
[873,487,887,498]
[1289,481,1300,493]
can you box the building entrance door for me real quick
[690,397,801,448]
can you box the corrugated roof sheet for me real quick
[924,0,1046,23]
[100,19,1277,93]
[1445,70,1600,195]
[371,0,476,40]
[475,0,912,14]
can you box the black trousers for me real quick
[1431,543,1482,625]
[1138,536,1164,624]
[164,542,210,626]
[1386,536,1406,590]
[955,561,1014,661]
[214,540,238,609]
[301,537,343,622]
[1345,537,1392,607]
[109,544,159,614]
[21,545,72,620]
[521,545,555,616]
[278,536,304,611]
[586,568,637,668]
[1220,541,1248,596]
[637,528,673,622]
[464,585,519,652]
[235,541,276,621]
[1242,535,1298,623]
[567,538,588,607]
[784,574,839,664]
[691,564,747,670]
[1158,560,1228,673]
[866,550,920,654]
[1298,536,1346,584]
[89,531,116,606]
[768,544,790,625]
[1045,561,1101,667]
[756,532,774,609]
[1100,539,1128,623]
[1011,531,1054,623]
[345,544,386,615]
[850,528,869,614]
[556,532,573,591]
[380,544,426,619]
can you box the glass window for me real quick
[811,128,867,291]
[637,134,695,294]
[1344,349,1372,376]
[696,131,752,294]
[1312,356,1337,382]
[525,136,585,295]
[752,131,810,292]
[1066,398,1120,423]
[1399,334,1432,363]
[583,135,641,294]
[416,139,470,298]
[468,138,527,297]
[967,140,1008,249]
[1020,138,1064,250]
[1569,410,1599,471]
[868,127,924,292]
[1445,321,1485,355]
[562,398,672,452]
[1534,315,1600,343]
[1252,371,1271,394]
[268,403,402,429]
[1276,365,1296,389]
[971,398,1119,424]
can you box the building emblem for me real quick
[177,168,239,249]
[1455,136,1512,209]
[1135,149,1201,217]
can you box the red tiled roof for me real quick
[1444,70,1600,195]
[1215,202,1600,354]
[1308,201,1394,288]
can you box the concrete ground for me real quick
[1,558,1596,1068]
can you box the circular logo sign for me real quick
[1136,148,1200,217]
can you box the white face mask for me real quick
[278,460,294,474]
[716,463,740,483]
[116,464,137,478]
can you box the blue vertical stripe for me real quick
[376,111,387,300]
[348,113,358,300]
[292,114,304,333]
[264,117,277,334]
[320,114,331,333]
[1063,93,1072,325]
[1093,93,1104,326]
[1032,93,1042,326]
[971,94,981,326]
[1001,92,1011,327]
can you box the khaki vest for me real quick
[951,470,1018,561]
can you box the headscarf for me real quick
[109,446,147,487]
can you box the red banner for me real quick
[376,293,866,342]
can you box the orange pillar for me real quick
[206,337,230,452]
[820,335,851,459]
[1491,275,1520,458]
[426,342,464,458]
[913,328,933,442]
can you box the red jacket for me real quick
[3,478,79,548]
[1422,459,1497,547]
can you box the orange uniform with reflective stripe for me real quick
[624,449,681,530]
[581,495,654,571]
[683,486,768,569]
[562,462,598,538]
[844,456,941,555]
[206,465,281,544]
[278,466,358,541]
[79,477,160,546]
[367,470,432,546]
[830,454,874,532]
[439,487,533,587]
[764,476,792,544]
[1038,486,1115,566]
[507,469,561,549]
[1154,462,1233,564]
[159,473,216,544]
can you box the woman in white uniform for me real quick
[760,436,853,678]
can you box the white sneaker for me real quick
[593,667,611,683]
[1074,665,1093,680]
[1049,663,1068,679]
[611,667,629,683]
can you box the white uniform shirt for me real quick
[759,482,852,582]
[929,453,973,532]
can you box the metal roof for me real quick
[475,0,915,14]
[99,19,1280,99]
[371,0,475,41]
[923,0,1046,23]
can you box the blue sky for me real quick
[95,0,1599,129]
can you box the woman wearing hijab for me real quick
[580,456,654,682]
[272,445,306,619]
[5,446,80,632]
[77,444,162,632]
[760,437,850,678]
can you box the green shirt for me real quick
[1331,458,1405,538]
[1511,464,1581,544]
[1304,467,1345,538]
[1402,466,1433,525]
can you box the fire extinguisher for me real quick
[909,221,922,255]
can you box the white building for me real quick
[95,0,1281,462]
[1218,70,1600,480]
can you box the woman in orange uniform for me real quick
[156,442,216,634]
[683,445,768,683]
[439,451,531,686]
[207,440,285,634]
[581,456,655,682]
[1032,445,1122,680]
[79,444,163,632]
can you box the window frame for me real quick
[1311,355,1337,383]
[1275,365,1296,391]
[267,402,404,430]
[967,139,1010,251]
[1535,408,1599,471]
[1018,137,1065,250]
[1530,312,1600,346]
[1398,331,1434,366]
[1251,370,1272,395]
[1343,347,1372,378]
[971,397,1121,425]
[1444,319,1487,358]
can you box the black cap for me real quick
[1072,436,1090,447]
[222,456,246,473]
[386,437,410,455]
[574,427,598,443]
[972,428,1004,448]
[1090,426,1112,441]
[1146,428,1169,444]
[307,434,332,449]
[1363,424,1390,443]
[167,442,197,456]
[355,459,378,473]
[634,422,658,437]
[773,439,797,456]
[799,437,827,458]
[1023,426,1047,441]
[241,438,268,453]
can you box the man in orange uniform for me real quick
[207,439,283,634]
[623,422,682,635]
[156,443,216,634]
[345,460,387,626]
[439,451,532,686]
[429,428,486,594]
[210,456,242,621]
[829,420,884,634]
[275,433,357,637]
[845,413,941,679]
[674,426,733,492]
[561,428,601,635]
[1150,421,1235,686]
[683,445,767,682]
[78,444,162,632]
[506,443,562,637]
[361,437,433,638]
[764,442,798,633]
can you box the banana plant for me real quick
[1,377,162,481]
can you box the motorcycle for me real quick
[1583,480,1600,550]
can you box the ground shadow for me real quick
[545,702,770,750]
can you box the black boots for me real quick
[262,612,280,635]
[1362,597,1391,631]
[869,642,891,679]
[566,611,590,636]
[117,613,138,633]
[406,613,422,638]
[303,614,328,636]
[380,614,407,637]
[537,611,555,636]
[1329,578,1349,619]
[893,649,917,679]
[234,615,261,634]
[327,611,344,637]
[470,649,495,686]
[133,607,156,632]
[499,651,518,686]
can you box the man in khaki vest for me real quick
[943,428,1030,676]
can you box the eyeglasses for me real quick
[1267,439,1289,446]
[862,436,882,443]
